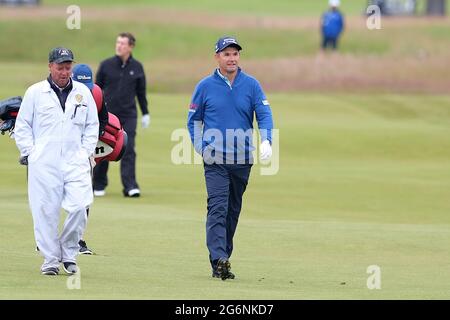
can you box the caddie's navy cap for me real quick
[49,47,74,64]
[215,36,242,53]
[72,64,93,90]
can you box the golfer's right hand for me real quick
[260,140,272,161]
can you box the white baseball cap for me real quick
[329,0,340,7]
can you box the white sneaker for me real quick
[127,188,140,197]
[93,190,106,197]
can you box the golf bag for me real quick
[94,112,128,164]
[90,84,128,164]
[0,96,21,135]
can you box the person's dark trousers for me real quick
[322,36,338,50]
[93,116,139,193]
[120,117,139,193]
[204,163,252,269]
[93,159,108,191]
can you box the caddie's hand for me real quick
[19,155,28,166]
[141,114,150,129]
[260,140,272,161]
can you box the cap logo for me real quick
[222,38,237,45]
[77,75,91,80]
[59,49,70,56]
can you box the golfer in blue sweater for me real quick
[187,36,274,280]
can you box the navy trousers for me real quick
[322,36,338,50]
[204,163,252,269]
[93,116,139,193]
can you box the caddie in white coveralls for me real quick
[14,47,99,276]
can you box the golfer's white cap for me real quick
[329,0,340,7]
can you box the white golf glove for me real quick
[141,114,151,129]
[260,140,272,161]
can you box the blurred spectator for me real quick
[426,0,446,16]
[0,0,40,5]
[367,0,418,16]
[321,0,345,51]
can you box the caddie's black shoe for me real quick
[62,262,78,274]
[78,239,93,255]
[41,267,59,276]
[215,258,233,281]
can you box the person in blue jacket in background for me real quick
[187,36,274,280]
[321,0,345,51]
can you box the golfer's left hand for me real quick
[142,114,151,129]
[260,140,272,161]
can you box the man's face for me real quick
[49,62,73,87]
[115,36,133,58]
[215,47,240,74]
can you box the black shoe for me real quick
[215,258,233,281]
[212,270,235,279]
[62,262,78,274]
[78,240,93,255]
[41,267,59,276]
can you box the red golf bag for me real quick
[91,84,128,164]
[93,112,128,164]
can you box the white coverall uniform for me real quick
[14,80,99,271]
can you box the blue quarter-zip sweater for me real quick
[187,68,273,164]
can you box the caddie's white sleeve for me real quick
[14,86,35,157]
[81,89,99,157]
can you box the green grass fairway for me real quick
[1,93,449,299]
